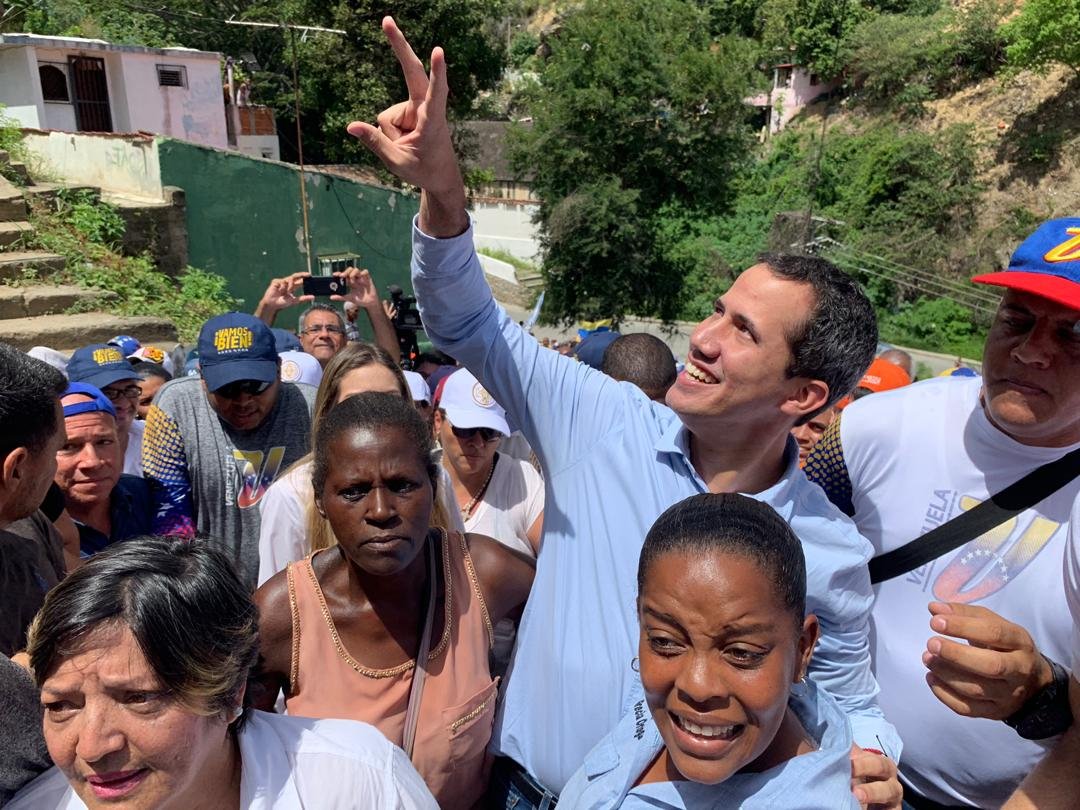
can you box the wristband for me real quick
[1004,656,1073,740]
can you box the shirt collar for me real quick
[654,419,803,504]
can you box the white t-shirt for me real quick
[1064,497,1080,674]
[256,460,464,587]
[816,377,1079,807]
[8,710,437,809]
[462,452,545,558]
[123,420,144,477]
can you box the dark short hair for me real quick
[757,253,878,422]
[0,342,66,460]
[638,493,807,625]
[298,303,345,334]
[601,333,677,397]
[312,392,438,497]
[131,360,173,383]
[27,536,259,730]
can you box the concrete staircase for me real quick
[0,149,177,351]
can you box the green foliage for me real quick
[477,247,537,275]
[878,296,984,359]
[846,0,1007,110]
[11,0,507,166]
[511,0,758,323]
[509,30,540,68]
[666,121,986,356]
[26,195,239,341]
[0,105,34,185]
[1003,0,1080,76]
[758,0,868,80]
[54,189,126,248]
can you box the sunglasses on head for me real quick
[451,424,503,443]
[215,379,273,399]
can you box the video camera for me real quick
[388,284,423,368]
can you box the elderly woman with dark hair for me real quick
[7,536,437,809]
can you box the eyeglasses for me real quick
[301,324,345,336]
[451,425,503,443]
[215,379,273,399]
[104,385,141,402]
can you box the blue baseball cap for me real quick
[61,382,117,419]
[973,218,1080,310]
[197,313,279,392]
[67,344,140,390]
[108,334,141,356]
[271,328,302,353]
[574,330,620,370]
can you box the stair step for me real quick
[0,312,177,351]
[3,162,31,184]
[0,221,33,248]
[24,183,100,206]
[0,251,66,281]
[0,284,116,319]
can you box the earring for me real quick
[630,657,640,673]
[230,706,244,723]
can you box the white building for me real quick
[0,33,229,149]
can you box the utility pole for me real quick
[223,19,346,275]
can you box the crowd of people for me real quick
[1,16,1078,810]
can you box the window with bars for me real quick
[156,64,187,88]
[318,254,361,276]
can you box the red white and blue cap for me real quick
[972,218,1080,310]
[197,312,279,392]
[108,334,141,356]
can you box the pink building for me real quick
[747,64,838,137]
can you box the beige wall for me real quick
[23,130,164,200]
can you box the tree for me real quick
[4,0,507,165]
[1003,0,1080,78]
[509,0,757,324]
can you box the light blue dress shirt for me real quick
[412,220,900,792]
[559,678,862,809]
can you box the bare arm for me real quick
[1003,676,1080,809]
[465,532,535,625]
[248,570,295,712]
[253,272,313,326]
[334,266,401,362]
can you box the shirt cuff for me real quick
[412,215,476,279]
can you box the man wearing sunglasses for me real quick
[67,344,147,478]
[142,312,316,587]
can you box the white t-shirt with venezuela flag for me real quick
[806,375,1079,808]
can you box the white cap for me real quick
[279,350,323,387]
[129,345,175,375]
[28,346,69,378]
[438,368,509,435]
[403,370,430,403]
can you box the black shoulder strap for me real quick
[869,447,1080,585]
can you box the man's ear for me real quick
[781,379,830,424]
[1,446,30,489]
[314,495,327,519]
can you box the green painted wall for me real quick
[157,139,419,338]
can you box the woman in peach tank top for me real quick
[251,393,534,809]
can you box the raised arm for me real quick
[334,266,401,363]
[348,17,633,478]
[254,271,314,327]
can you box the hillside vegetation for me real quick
[500,0,1080,356]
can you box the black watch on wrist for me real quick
[1003,657,1073,740]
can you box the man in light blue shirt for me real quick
[349,17,902,808]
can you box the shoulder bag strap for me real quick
[869,447,1080,584]
[402,530,441,760]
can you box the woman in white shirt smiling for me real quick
[8,535,435,810]
[560,493,865,809]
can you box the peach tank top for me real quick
[285,531,497,809]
